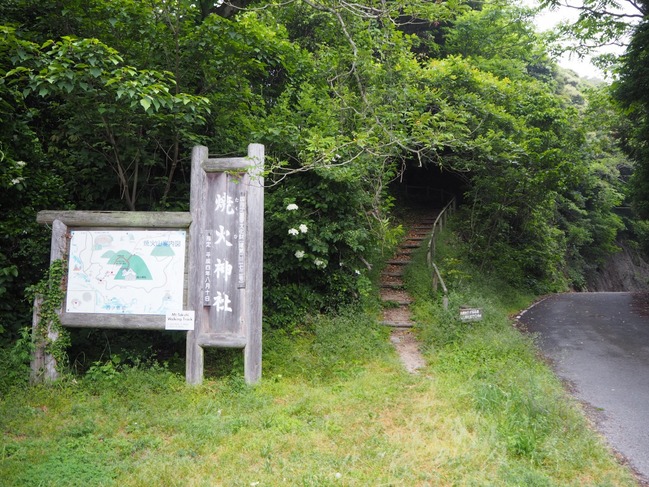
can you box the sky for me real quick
[529,1,632,79]
[532,4,609,79]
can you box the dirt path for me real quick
[389,329,426,373]
[380,213,437,373]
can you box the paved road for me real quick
[519,292,649,482]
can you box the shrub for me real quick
[263,172,384,328]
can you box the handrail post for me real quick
[427,197,456,311]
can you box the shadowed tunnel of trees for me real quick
[394,163,468,208]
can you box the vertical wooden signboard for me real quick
[186,145,264,384]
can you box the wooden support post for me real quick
[243,143,264,384]
[30,219,68,383]
[186,145,208,385]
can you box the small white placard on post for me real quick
[166,310,195,330]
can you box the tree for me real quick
[613,13,649,220]
[13,36,211,210]
[0,26,69,341]
[540,0,645,69]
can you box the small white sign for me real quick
[165,310,195,331]
[459,307,483,322]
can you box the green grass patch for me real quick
[404,226,633,485]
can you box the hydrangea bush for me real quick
[263,172,377,329]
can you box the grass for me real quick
[0,226,640,486]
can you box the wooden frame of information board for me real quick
[31,144,264,386]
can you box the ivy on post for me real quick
[30,220,69,383]
[186,144,264,385]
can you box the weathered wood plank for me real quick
[187,144,265,385]
[196,333,247,348]
[204,170,243,336]
[30,219,67,383]
[37,211,191,228]
[60,313,166,330]
[202,157,250,172]
[186,145,208,385]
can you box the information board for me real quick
[66,230,186,315]
[459,307,483,322]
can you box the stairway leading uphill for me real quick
[380,212,438,328]
[379,211,439,373]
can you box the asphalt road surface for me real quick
[519,292,649,483]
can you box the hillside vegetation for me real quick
[0,0,640,348]
[1,0,649,482]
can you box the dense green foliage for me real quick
[613,3,649,242]
[0,2,644,481]
[0,0,636,360]
[541,0,649,251]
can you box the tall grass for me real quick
[0,224,639,486]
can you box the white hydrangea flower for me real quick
[288,228,299,236]
[295,250,305,259]
[314,258,327,269]
[299,224,308,234]
[286,203,299,211]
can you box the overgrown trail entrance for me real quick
[380,211,438,373]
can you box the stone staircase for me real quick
[379,213,438,328]
[379,211,438,373]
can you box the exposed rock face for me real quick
[586,241,649,292]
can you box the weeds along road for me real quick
[519,292,649,484]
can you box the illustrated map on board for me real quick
[66,230,186,315]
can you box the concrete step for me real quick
[380,289,413,305]
[380,321,414,328]
[382,299,413,306]
[380,282,404,289]
[381,271,404,277]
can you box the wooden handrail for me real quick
[426,197,456,310]
[432,263,449,310]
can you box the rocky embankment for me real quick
[587,241,649,292]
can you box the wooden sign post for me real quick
[30,144,264,385]
[186,144,264,384]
